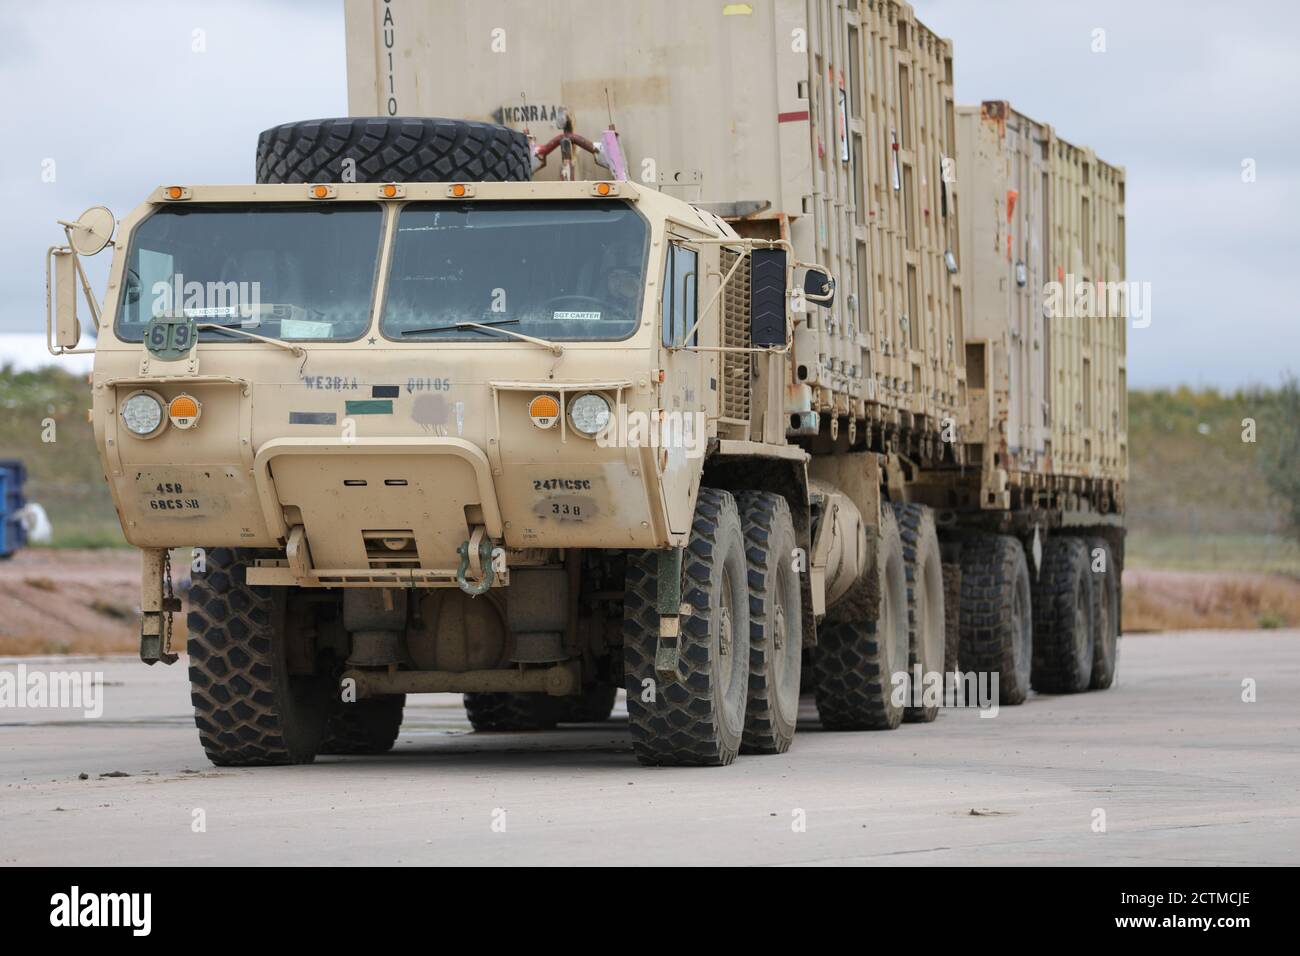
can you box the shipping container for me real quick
[956,101,1125,515]
[1048,130,1127,493]
[344,0,968,458]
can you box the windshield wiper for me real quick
[194,322,305,357]
[402,317,520,336]
[401,318,564,355]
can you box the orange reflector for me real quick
[168,394,201,429]
[169,395,199,418]
[528,394,560,429]
[451,183,467,197]
[166,186,184,200]
[311,185,329,199]
[382,184,398,197]
[596,182,611,196]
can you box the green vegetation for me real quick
[1126,384,1299,572]
[0,364,125,548]
[2,365,1297,570]
[1259,374,1300,545]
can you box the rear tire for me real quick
[255,117,531,185]
[550,682,618,724]
[958,534,1033,705]
[186,548,332,766]
[463,693,557,732]
[1087,538,1120,690]
[624,488,751,766]
[813,507,909,730]
[736,492,802,755]
[892,503,945,722]
[1031,537,1095,694]
[319,695,405,755]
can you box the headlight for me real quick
[569,393,612,437]
[120,391,165,437]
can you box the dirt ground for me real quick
[1124,568,1300,631]
[0,549,184,656]
[2,549,1298,655]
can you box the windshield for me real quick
[114,203,383,343]
[382,201,648,342]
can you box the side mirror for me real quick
[50,249,82,349]
[803,269,836,308]
[749,248,788,347]
[65,206,116,257]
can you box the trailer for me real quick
[44,0,1125,768]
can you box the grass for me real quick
[1126,386,1294,538]
[1126,532,1300,574]
[0,364,127,548]
[3,367,1298,574]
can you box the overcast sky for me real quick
[1,0,1296,389]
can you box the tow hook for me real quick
[456,527,495,596]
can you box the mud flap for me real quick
[139,547,179,665]
[654,548,683,681]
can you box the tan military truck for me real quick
[45,0,1124,768]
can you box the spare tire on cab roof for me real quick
[255,117,532,185]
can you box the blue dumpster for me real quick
[0,459,28,559]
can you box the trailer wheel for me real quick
[892,503,946,722]
[318,695,405,755]
[255,117,531,185]
[736,492,802,755]
[463,693,557,732]
[958,534,1033,705]
[813,506,909,730]
[623,488,751,766]
[1031,537,1096,694]
[1087,538,1120,690]
[551,682,618,724]
[187,548,332,766]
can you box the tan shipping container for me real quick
[1048,130,1127,492]
[343,0,966,451]
[957,101,1125,513]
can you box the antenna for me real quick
[604,86,614,129]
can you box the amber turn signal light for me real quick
[528,394,560,429]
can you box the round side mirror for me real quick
[66,205,116,256]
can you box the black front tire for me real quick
[186,548,332,766]
[624,488,751,766]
